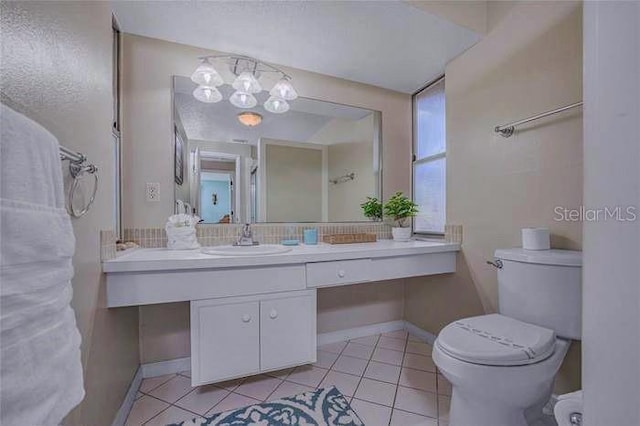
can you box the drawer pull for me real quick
[269,309,278,319]
[241,314,252,323]
[338,270,346,278]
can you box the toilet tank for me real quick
[494,248,582,340]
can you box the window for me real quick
[413,77,446,234]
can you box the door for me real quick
[191,300,260,385]
[260,293,316,371]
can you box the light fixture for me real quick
[229,91,257,109]
[270,78,298,101]
[193,85,222,103]
[191,58,224,87]
[264,96,290,114]
[237,112,263,127]
[232,71,262,94]
[191,55,298,114]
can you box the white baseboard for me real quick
[404,321,438,345]
[141,356,191,378]
[317,320,405,346]
[111,367,142,426]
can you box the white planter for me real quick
[392,227,412,242]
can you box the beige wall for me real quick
[318,281,405,334]
[309,114,377,221]
[405,1,583,393]
[265,143,323,222]
[123,34,411,363]
[327,142,374,221]
[139,303,190,363]
[0,2,139,425]
[122,34,411,229]
[310,114,375,146]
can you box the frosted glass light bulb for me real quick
[270,78,298,101]
[264,96,290,114]
[191,59,224,87]
[229,91,258,108]
[193,85,222,103]
[232,71,262,94]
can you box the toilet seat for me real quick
[436,314,556,366]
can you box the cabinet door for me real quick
[260,292,316,371]
[191,300,260,385]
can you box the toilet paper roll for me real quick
[554,390,583,426]
[522,227,551,250]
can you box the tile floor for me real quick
[126,330,451,426]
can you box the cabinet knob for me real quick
[269,309,278,319]
[242,314,252,323]
[338,270,346,278]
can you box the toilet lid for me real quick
[436,314,556,366]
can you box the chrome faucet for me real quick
[235,223,258,246]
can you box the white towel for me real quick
[166,214,201,250]
[0,104,84,425]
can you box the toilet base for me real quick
[434,338,571,426]
[448,387,552,426]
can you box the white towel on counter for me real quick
[0,104,84,425]
[166,213,201,250]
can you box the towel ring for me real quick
[68,163,98,218]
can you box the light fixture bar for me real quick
[196,54,292,79]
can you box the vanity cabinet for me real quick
[105,241,459,387]
[190,290,316,386]
[260,293,316,371]
[191,300,260,385]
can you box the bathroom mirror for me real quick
[172,76,381,224]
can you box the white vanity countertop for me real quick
[103,240,460,273]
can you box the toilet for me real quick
[433,248,582,426]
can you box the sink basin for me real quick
[201,244,292,256]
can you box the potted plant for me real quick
[383,191,419,241]
[360,196,383,221]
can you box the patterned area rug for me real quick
[171,386,364,426]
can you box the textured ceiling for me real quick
[112,1,481,93]
[174,78,374,146]
[176,92,331,145]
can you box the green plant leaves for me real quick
[360,196,383,221]
[383,191,419,227]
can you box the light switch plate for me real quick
[146,182,160,202]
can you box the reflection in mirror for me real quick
[173,75,381,223]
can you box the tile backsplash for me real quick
[123,222,392,249]
[444,224,463,244]
[100,230,117,261]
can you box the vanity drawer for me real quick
[306,259,372,288]
[106,265,306,307]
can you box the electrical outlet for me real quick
[146,182,160,202]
